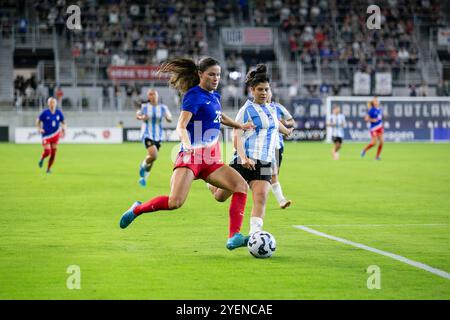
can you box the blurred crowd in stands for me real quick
[1,0,449,110]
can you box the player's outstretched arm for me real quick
[165,107,173,123]
[282,118,296,128]
[278,121,294,137]
[136,112,149,121]
[221,113,255,131]
[176,111,193,151]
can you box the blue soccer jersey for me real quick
[368,106,383,131]
[181,85,222,150]
[38,108,65,138]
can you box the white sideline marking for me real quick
[303,224,448,227]
[294,225,450,281]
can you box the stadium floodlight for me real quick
[229,71,241,80]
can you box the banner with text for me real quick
[15,127,123,144]
[108,65,171,81]
[290,98,327,141]
[326,97,450,142]
[221,28,273,46]
[353,72,371,95]
[123,128,179,142]
[374,72,392,95]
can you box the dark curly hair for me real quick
[245,64,270,88]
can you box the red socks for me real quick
[376,143,383,158]
[364,143,383,158]
[133,195,170,216]
[131,192,247,237]
[364,143,375,152]
[48,148,57,170]
[228,192,247,238]
[41,149,51,160]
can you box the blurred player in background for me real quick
[208,64,293,235]
[137,89,172,187]
[361,96,384,160]
[120,57,255,250]
[327,104,346,160]
[36,97,66,173]
[267,89,295,209]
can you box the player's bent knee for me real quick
[234,180,249,194]
[214,195,227,202]
[168,197,184,209]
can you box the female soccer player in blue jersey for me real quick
[120,57,255,250]
[208,64,293,235]
[361,96,384,160]
[36,97,66,173]
[137,89,173,187]
[267,89,295,209]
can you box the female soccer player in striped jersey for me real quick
[361,96,384,160]
[36,97,66,173]
[267,89,295,209]
[137,89,172,187]
[327,104,346,160]
[209,64,293,235]
[120,57,255,250]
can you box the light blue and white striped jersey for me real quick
[329,113,346,138]
[235,99,279,162]
[271,101,293,149]
[138,102,171,142]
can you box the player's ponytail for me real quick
[158,57,220,94]
[245,64,270,88]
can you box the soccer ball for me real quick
[247,231,276,258]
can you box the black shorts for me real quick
[230,158,272,183]
[143,138,161,150]
[332,136,343,144]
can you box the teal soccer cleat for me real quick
[38,159,44,168]
[226,232,250,250]
[139,177,146,187]
[139,164,146,179]
[119,201,142,229]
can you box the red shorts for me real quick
[42,132,60,146]
[370,126,384,138]
[173,143,224,180]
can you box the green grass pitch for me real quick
[0,142,449,299]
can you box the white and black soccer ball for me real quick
[247,231,276,258]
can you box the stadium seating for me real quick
[0,0,449,110]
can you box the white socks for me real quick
[271,182,285,204]
[142,159,152,179]
[250,216,263,234]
